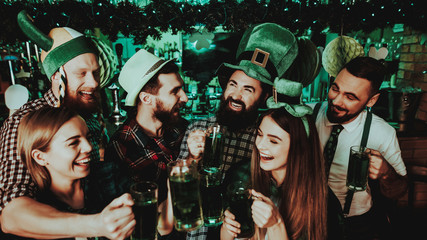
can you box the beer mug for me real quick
[168,159,203,232]
[130,181,158,240]
[347,146,371,191]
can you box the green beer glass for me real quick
[227,180,255,239]
[347,146,371,191]
[200,124,225,227]
[130,181,158,240]
[168,159,203,232]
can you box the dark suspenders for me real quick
[313,102,322,120]
[314,102,373,215]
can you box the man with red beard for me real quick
[178,23,300,240]
[312,57,408,240]
[105,49,189,239]
[0,19,134,239]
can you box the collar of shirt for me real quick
[44,88,60,107]
[124,118,182,149]
[324,109,367,133]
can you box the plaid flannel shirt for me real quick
[105,117,187,204]
[178,116,256,240]
[0,89,107,213]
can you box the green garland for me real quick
[0,0,425,46]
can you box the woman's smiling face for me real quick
[255,115,290,173]
[42,116,92,181]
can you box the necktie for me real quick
[324,124,344,175]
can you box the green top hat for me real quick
[216,23,298,88]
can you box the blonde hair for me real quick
[18,107,79,191]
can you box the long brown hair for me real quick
[17,107,80,191]
[251,108,327,240]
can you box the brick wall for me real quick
[397,136,427,209]
[417,92,427,122]
[397,28,427,122]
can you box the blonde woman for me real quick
[16,107,135,240]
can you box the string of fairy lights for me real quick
[0,0,425,48]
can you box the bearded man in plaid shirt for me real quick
[105,50,189,239]
[180,23,301,239]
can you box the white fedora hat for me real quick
[119,49,174,106]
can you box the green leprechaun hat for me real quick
[17,10,97,81]
[216,23,298,88]
[17,10,117,106]
[17,10,116,87]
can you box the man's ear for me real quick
[139,91,152,105]
[367,92,380,108]
[263,91,270,103]
[51,71,61,98]
[31,149,48,166]
[51,71,61,84]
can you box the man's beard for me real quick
[154,99,184,128]
[63,88,100,116]
[326,99,364,124]
[216,95,260,131]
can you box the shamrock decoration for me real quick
[189,29,214,50]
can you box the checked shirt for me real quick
[105,117,187,204]
[178,115,256,240]
[0,89,106,213]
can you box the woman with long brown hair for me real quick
[221,80,328,240]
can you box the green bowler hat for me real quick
[216,23,298,88]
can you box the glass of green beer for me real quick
[199,124,225,227]
[227,180,255,239]
[130,181,158,240]
[347,146,371,191]
[203,124,225,168]
[168,159,203,232]
[199,167,223,227]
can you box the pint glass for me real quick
[130,181,158,240]
[199,167,223,226]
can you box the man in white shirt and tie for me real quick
[312,57,408,240]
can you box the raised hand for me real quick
[96,193,136,240]
[251,190,283,229]
[187,129,206,161]
[368,149,391,180]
